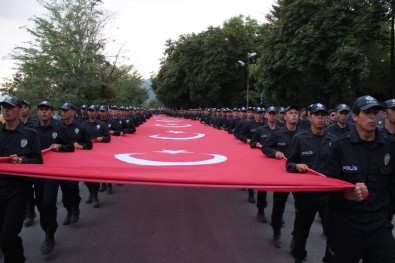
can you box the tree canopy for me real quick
[153,0,394,108]
[152,16,266,109]
[3,0,147,107]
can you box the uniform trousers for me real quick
[34,178,59,235]
[85,182,99,197]
[291,192,328,260]
[271,192,290,233]
[323,215,395,263]
[25,181,35,215]
[256,190,267,211]
[60,181,80,212]
[0,179,28,263]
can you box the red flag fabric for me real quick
[0,115,353,192]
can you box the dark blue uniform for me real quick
[323,130,395,263]
[286,129,334,261]
[262,125,302,246]
[33,120,74,240]
[59,119,93,224]
[325,123,352,138]
[0,123,42,262]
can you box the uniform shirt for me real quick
[81,119,111,142]
[233,118,247,136]
[34,120,75,152]
[381,127,395,138]
[21,117,39,128]
[123,116,136,134]
[0,123,43,179]
[298,118,311,130]
[226,117,240,134]
[238,120,265,143]
[59,119,93,150]
[250,122,275,148]
[326,129,395,214]
[262,126,302,158]
[325,123,352,138]
[286,129,334,174]
[101,116,125,136]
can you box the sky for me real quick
[0,0,276,82]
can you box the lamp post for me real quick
[238,52,257,107]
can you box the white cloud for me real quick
[0,0,275,81]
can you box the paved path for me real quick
[2,184,394,262]
[0,185,315,262]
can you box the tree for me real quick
[4,0,147,107]
[256,0,390,106]
[152,16,265,108]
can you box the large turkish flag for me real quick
[0,115,353,191]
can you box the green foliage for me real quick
[152,16,265,108]
[256,0,390,107]
[4,0,147,108]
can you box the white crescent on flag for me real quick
[155,124,192,128]
[149,133,205,140]
[114,150,227,166]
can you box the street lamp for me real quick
[238,52,257,107]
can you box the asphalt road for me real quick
[2,184,394,263]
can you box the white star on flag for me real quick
[154,150,193,155]
[167,131,186,134]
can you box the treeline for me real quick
[152,0,393,108]
[2,0,148,108]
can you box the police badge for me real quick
[384,153,390,166]
[52,132,58,139]
[21,139,28,148]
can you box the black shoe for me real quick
[107,187,113,194]
[63,213,72,225]
[257,211,267,223]
[271,234,283,248]
[290,237,295,251]
[93,197,99,208]
[24,216,35,227]
[248,195,255,203]
[86,195,92,204]
[70,207,80,224]
[294,259,304,263]
[99,185,107,192]
[41,236,55,254]
[24,210,36,227]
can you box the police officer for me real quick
[262,105,302,248]
[19,99,39,227]
[78,104,88,122]
[34,100,75,254]
[123,106,137,134]
[0,96,43,262]
[286,103,334,263]
[20,100,38,128]
[325,104,352,137]
[237,107,265,203]
[323,95,395,263]
[382,99,395,137]
[81,104,111,207]
[249,106,277,221]
[232,107,247,136]
[59,102,93,225]
[224,108,238,134]
[298,105,311,130]
[277,107,286,127]
[382,99,395,221]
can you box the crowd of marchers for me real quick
[0,96,152,262]
[162,96,395,263]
